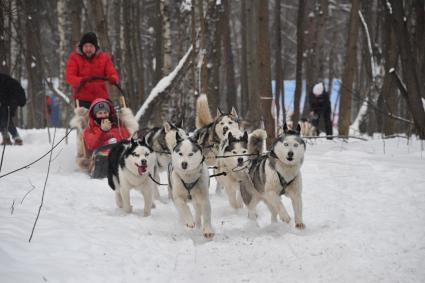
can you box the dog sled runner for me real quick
[69,77,138,179]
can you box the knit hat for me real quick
[92,101,110,115]
[79,32,99,49]
[312,82,324,96]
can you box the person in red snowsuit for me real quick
[83,99,129,151]
[65,32,119,109]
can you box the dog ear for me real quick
[296,123,301,134]
[283,123,289,134]
[230,107,239,120]
[216,107,224,117]
[130,137,137,145]
[175,131,184,144]
[140,136,153,152]
[163,121,172,133]
[175,118,183,129]
[242,131,248,143]
[227,131,235,143]
[269,150,278,159]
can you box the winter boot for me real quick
[1,136,12,145]
[14,137,23,145]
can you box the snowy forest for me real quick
[0,0,424,139]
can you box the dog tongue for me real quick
[138,165,147,175]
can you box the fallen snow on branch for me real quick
[135,45,193,121]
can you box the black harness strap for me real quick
[179,176,200,200]
[276,171,296,195]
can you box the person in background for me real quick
[309,82,333,139]
[83,98,129,152]
[65,32,119,109]
[0,73,26,145]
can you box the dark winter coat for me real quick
[83,98,129,151]
[65,48,119,104]
[0,73,26,110]
[309,91,331,114]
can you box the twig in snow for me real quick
[21,180,36,205]
[29,128,57,242]
[10,199,15,215]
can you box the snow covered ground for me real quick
[1,129,425,283]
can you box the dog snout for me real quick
[223,126,229,134]
[181,161,188,170]
[288,151,294,157]
[237,157,244,165]
[141,159,147,166]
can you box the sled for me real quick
[69,77,138,179]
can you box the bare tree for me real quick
[338,0,361,136]
[293,0,305,127]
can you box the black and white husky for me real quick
[107,138,156,217]
[139,121,187,199]
[193,94,240,166]
[168,132,214,239]
[240,124,306,229]
[216,129,267,209]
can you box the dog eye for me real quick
[189,153,194,156]
[232,151,237,154]
[179,153,183,156]
[145,152,150,156]
[284,143,289,146]
[220,122,224,125]
[132,153,140,157]
[294,143,299,147]
[229,121,233,124]
[243,150,247,154]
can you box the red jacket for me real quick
[83,99,129,151]
[65,48,119,103]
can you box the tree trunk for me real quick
[0,3,10,74]
[274,0,283,128]
[257,0,274,145]
[389,0,425,138]
[57,0,66,90]
[240,0,249,118]
[338,0,361,136]
[22,0,45,128]
[293,0,305,127]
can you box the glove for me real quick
[108,77,117,85]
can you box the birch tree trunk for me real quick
[57,0,66,90]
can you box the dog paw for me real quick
[185,222,195,229]
[143,210,151,217]
[151,202,156,209]
[203,227,215,239]
[123,205,133,213]
[280,215,291,224]
[295,223,305,229]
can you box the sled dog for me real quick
[240,123,306,229]
[139,121,187,199]
[168,132,214,239]
[299,117,317,137]
[216,129,267,209]
[193,94,240,166]
[107,138,156,216]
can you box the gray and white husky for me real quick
[139,121,187,199]
[107,138,156,217]
[216,129,267,209]
[193,94,240,167]
[168,132,215,239]
[240,124,306,229]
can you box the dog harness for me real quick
[179,176,200,200]
[276,171,296,195]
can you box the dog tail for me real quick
[248,129,267,157]
[119,107,139,136]
[69,107,89,133]
[196,94,214,128]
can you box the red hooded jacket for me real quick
[65,48,119,103]
[83,98,129,151]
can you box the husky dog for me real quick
[216,129,267,209]
[193,94,240,166]
[299,117,317,137]
[240,124,306,229]
[139,121,187,199]
[107,138,156,217]
[168,132,214,239]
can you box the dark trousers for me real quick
[0,104,19,138]
[311,108,333,137]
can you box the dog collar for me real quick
[276,171,296,196]
[179,176,200,200]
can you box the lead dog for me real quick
[107,138,156,217]
[168,132,214,239]
[216,129,267,209]
[240,124,306,229]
